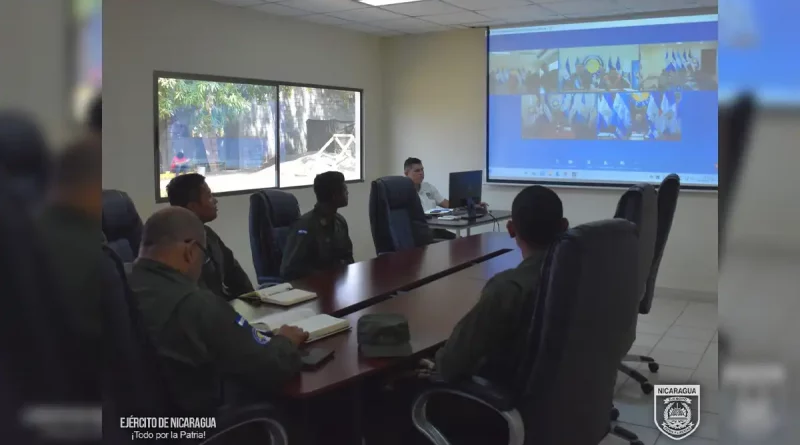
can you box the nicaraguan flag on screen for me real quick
[612,94,630,139]
[561,93,573,113]
[563,58,571,80]
[541,100,553,122]
[570,93,586,125]
[597,93,614,131]
[646,94,660,139]
[660,92,671,134]
[615,57,622,72]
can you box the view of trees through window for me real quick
[156,75,361,200]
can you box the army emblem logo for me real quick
[654,385,700,440]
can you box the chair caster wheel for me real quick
[641,382,653,394]
[611,408,620,421]
[648,363,659,373]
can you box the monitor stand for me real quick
[466,198,477,220]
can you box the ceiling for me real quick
[209,0,717,36]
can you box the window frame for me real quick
[152,70,365,203]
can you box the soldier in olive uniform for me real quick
[435,185,568,381]
[129,207,307,414]
[166,173,255,301]
[280,171,354,281]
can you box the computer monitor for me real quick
[449,170,483,217]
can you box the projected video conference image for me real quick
[155,74,362,199]
[487,15,718,188]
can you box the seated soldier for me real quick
[281,171,354,281]
[129,207,307,414]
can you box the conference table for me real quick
[233,233,523,444]
[427,209,512,237]
[231,231,518,321]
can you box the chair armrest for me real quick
[257,276,283,287]
[428,374,515,412]
[203,403,288,445]
[377,251,393,256]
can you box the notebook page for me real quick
[251,308,317,331]
[262,288,316,305]
[291,314,350,341]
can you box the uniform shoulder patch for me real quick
[235,315,249,328]
[252,327,271,345]
[296,229,308,235]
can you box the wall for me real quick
[0,0,70,145]
[103,0,384,282]
[382,28,718,299]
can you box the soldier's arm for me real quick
[217,234,255,297]
[435,279,521,381]
[340,217,355,264]
[194,292,302,391]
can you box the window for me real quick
[154,72,363,202]
[278,86,362,188]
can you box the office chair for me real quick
[369,176,433,255]
[0,175,101,443]
[0,111,50,205]
[101,245,289,444]
[613,184,658,394]
[102,189,144,262]
[411,219,643,445]
[249,190,300,285]
[618,175,681,394]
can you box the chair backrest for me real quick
[102,189,143,262]
[369,176,433,255]
[101,245,170,419]
[513,219,640,445]
[641,174,681,313]
[0,112,50,205]
[249,190,300,279]
[614,183,658,313]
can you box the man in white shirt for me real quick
[404,157,455,240]
[403,157,449,212]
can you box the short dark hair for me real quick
[87,95,102,134]
[52,140,101,188]
[313,171,345,203]
[512,185,564,246]
[166,173,206,207]
[403,157,422,171]
[141,207,205,249]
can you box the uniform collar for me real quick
[134,258,197,286]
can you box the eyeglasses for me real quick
[186,239,211,264]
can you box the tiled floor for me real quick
[601,299,718,445]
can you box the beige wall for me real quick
[103,0,384,283]
[383,28,719,299]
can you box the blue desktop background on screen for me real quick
[487,18,718,185]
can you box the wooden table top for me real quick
[281,264,497,398]
[427,209,512,229]
[232,232,517,321]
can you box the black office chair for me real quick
[249,189,300,285]
[618,174,681,393]
[411,219,642,445]
[369,176,433,255]
[0,173,101,442]
[102,189,144,262]
[0,111,50,206]
[101,245,290,444]
[613,184,658,394]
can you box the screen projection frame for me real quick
[484,12,719,192]
[152,70,365,203]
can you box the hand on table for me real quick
[277,325,309,346]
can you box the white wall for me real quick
[382,29,718,298]
[0,0,70,145]
[102,0,384,282]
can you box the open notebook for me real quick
[250,308,350,343]
[239,283,317,306]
